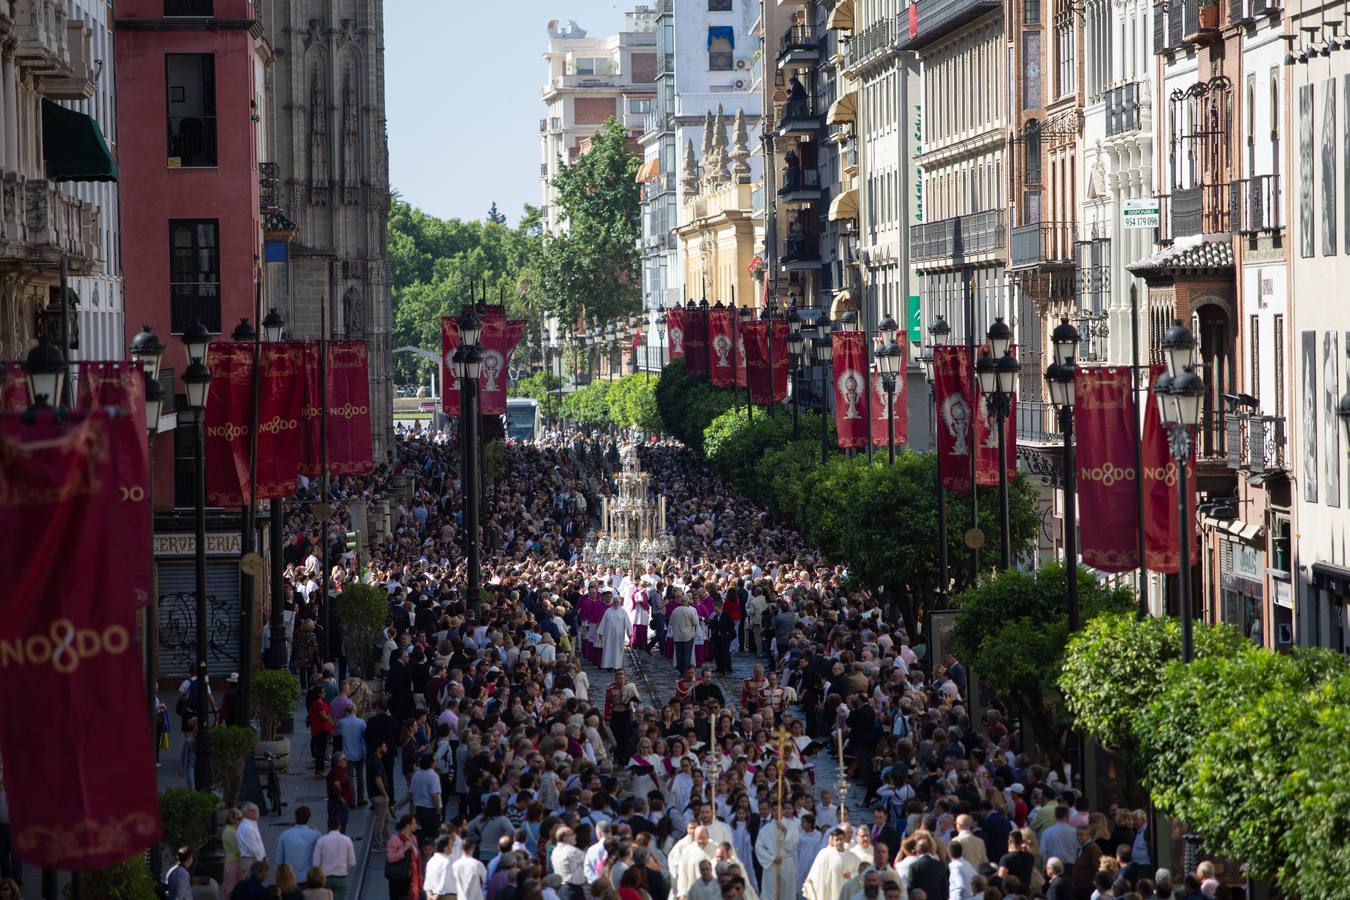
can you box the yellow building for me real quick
[675,107,762,308]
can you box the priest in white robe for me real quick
[674,827,720,900]
[754,807,800,900]
[794,816,825,900]
[802,829,856,900]
[597,595,631,671]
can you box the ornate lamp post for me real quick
[813,320,833,464]
[454,310,483,612]
[656,309,667,371]
[976,317,1018,570]
[22,336,66,410]
[738,304,754,421]
[181,321,213,790]
[877,340,902,465]
[921,315,952,606]
[260,310,289,668]
[762,296,778,417]
[787,322,805,438]
[129,325,166,744]
[1157,319,1204,662]
[1046,317,1081,630]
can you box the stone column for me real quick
[2,45,19,172]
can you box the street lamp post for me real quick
[738,304,754,422]
[787,324,804,438]
[976,317,1019,570]
[923,315,953,606]
[813,325,834,464]
[129,326,166,746]
[1046,317,1081,631]
[1158,319,1204,662]
[763,298,777,417]
[453,310,483,613]
[878,340,901,465]
[260,309,288,668]
[181,321,213,790]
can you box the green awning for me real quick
[42,100,118,183]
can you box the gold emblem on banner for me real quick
[1079,463,1135,486]
[207,423,249,441]
[14,812,159,863]
[258,416,299,434]
[0,618,132,674]
[328,403,370,420]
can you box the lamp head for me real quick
[129,324,166,381]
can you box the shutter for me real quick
[1225,415,1243,468]
[157,559,243,679]
[1247,416,1268,472]
[1153,4,1166,54]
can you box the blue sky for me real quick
[385,1,629,227]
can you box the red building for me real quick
[114,0,269,504]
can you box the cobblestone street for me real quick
[582,641,871,826]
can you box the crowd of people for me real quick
[167,423,1230,900]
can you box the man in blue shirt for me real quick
[339,710,367,805]
[275,805,321,881]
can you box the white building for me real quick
[638,0,761,356]
[66,0,122,363]
[540,10,658,236]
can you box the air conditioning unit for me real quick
[735,80,746,89]
[736,59,747,69]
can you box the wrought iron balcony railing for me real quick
[909,210,1006,261]
[1230,174,1283,234]
[1105,82,1141,137]
[1009,221,1077,269]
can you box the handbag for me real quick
[384,843,412,880]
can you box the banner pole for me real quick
[1131,283,1148,619]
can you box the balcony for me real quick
[1,176,101,270]
[708,51,734,71]
[781,234,821,270]
[658,53,675,76]
[844,15,895,69]
[778,166,823,205]
[539,118,547,133]
[1172,184,1229,237]
[894,0,1003,52]
[1181,0,1221,42]
[909,210,1006,264]
[1017,400,1060,446]
[168,116,218,168]
[1009,221,1077,269]
[777,96,822,137]
[1230,174,1283,234]
[1105,82,1142,137]
[259,162,281,210]
[16,1,94,98]
[1224,413,1287,473]
[777,25,820,67]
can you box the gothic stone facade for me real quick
[263,0,393,461]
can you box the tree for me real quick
[534,119,641,327]
[337,582,389,679]
[487,202,507,224]
[951,562,1133,761]
[1058,612,1246,760]
[1282,671,1350,896]
[80,856,159,900]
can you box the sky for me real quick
[385,1,630,227]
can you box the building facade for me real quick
[540,11,658,236]
[0,0,104,363]
[115,0,270,504]
[262,0,395,462]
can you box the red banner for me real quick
[975,348,1017,487]
[323,342,375,476]
[78,361,147,460]
[832,331,869,449]
[666,308,687,363]
[204,342,306,506]
[1074,366,1141,572]
[708,307,735,387]
[441,316,462,416]
[871,342,909,448]
[934,346,974,493]
[1143,366,1196,573]
[744,320,789,404]
[0,409,160,869]
[684,307,709,378]
[2,362,28,412]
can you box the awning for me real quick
[635,157,660,183]
[828,187,858,222]
[42,100,117,183]
[1312,562,1350,596]
[827,0,855,30]
[708,25,735,49]
[829,290,856,319]
[827,91,857,126]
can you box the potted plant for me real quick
[210,725,256,809]
[78,854,160,900]
[747,254,767,281]
[251,669,301,772]
[337,582,390,689]
[158,787,219,885]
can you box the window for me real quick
[572,57,614,76]
[169,219,221,333]
[1055,10,1076,97]
[709,35,733,70]
[166,54,216,167]
[628,98,652,115]
[1026,0,1041,23]
[708,0,733,9]
[1273,313,1285,417]
[1250,314,1260,400]
[1025,121,1042,184]
[164,0,213,14]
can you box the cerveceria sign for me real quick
[154,533,242,557]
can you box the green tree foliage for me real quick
[510,371,561,403]
[486,202,508,225]
[158,788,218,852]
[250,668,301,742]
[210,725,257,809]
[533,120,642,327]
[1283,672,1350,896]
[625,378,662,431]
[951,563,1133,760]
[388,199,544,385]
[336,582,390,679]
[1059,612,1247,758]
[653,359,737,453]
[561,380,613,427]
